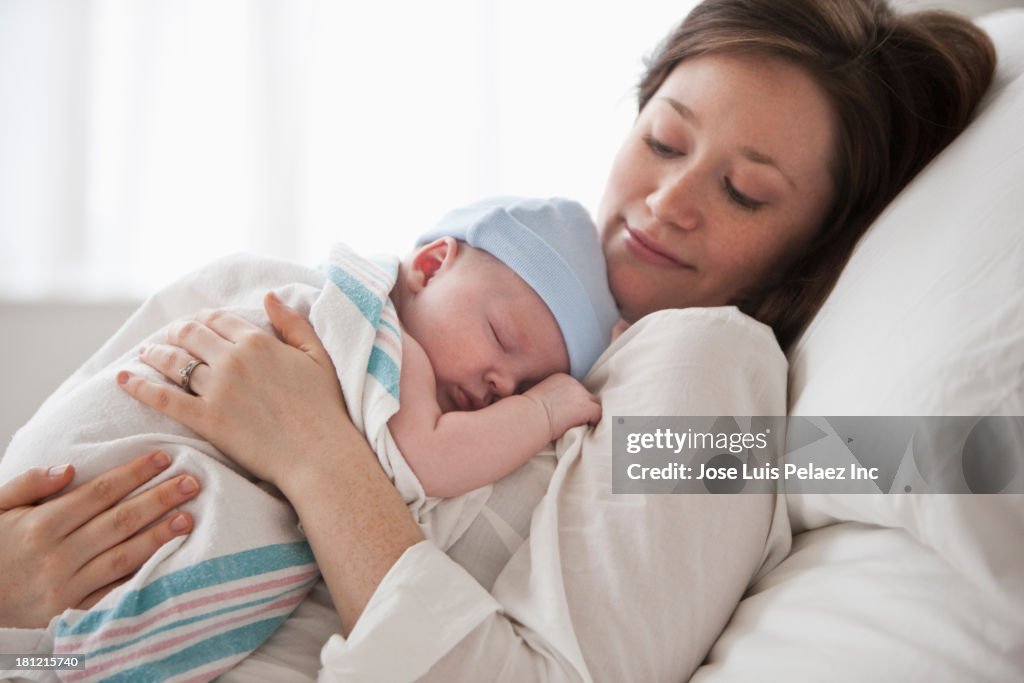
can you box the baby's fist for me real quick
[525,374,601,441]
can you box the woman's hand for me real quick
[121,293,424,632]
[0,452,198,629]
[118,293,353,488]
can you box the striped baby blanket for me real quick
[1,245,411,681]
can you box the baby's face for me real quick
[402,242,568,412]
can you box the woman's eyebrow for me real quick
[658,96,698,125]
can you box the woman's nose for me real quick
[647,168,703,231]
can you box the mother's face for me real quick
[598,52,837,322]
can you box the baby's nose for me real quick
[486,369,517,399]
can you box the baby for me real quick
[0,196,618,682]
[388,196,615,498]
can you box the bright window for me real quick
[0,0,695,300]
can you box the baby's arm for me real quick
[388,331,600,499]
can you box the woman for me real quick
[0,0,995,679]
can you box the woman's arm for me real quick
[0,452,199,629]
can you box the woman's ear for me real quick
[408,237,459,293]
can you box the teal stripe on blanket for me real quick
[324,263,383,325]
[100,616,286,683]
[369,345,400,399]
[324,263,401,399]
[56,542,315,637]
[85,577,316,660]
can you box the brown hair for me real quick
[638,0,996,350]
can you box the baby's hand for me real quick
[524,374,601,441]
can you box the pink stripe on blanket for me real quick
[55,568,317,652]
[62,593,306,682]
[374,332,401,361]
[331,247,393,293]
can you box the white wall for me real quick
[1,301,140,449]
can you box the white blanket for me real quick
[0,245,486,682]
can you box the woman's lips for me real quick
[623,227,694,269]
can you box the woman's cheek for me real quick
[598,140,646,224]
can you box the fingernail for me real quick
[151,451,171,469]
[117,371,131,385]
[267,291,280,304]
[178,476,198,494]
[138,344,149,356]
[48,464,70,478]
[169,513,190,532]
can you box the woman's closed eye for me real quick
[643,134,684,158]
[723,177,766,212]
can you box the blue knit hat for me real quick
[417,196,619,380]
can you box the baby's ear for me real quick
[408,237,458,292]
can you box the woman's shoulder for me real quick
[614,305,783,364]
[586,306,788,416]
[636,304,775,330]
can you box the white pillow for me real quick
[785,6,1024,584]
[793,0,1024,573]
[692,523,1024,682]
[788,9,1024,418]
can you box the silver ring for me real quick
[178,359,205,395]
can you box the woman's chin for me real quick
[609,268,676,322]
[614,296,658,325]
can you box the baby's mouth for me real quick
[450,385,473,412]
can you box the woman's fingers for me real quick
[77,510,193,602]
[140,308,269,395]
[194,307,263,342]
[0,464,74,511]
[45,451,173,537]
[164,317,231,363]
[0,455,198,628]
[117,371,207,432]
[71,474,200,567]
[164,308,265,359]
[140,343,209,394]
[264,293,331,364]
